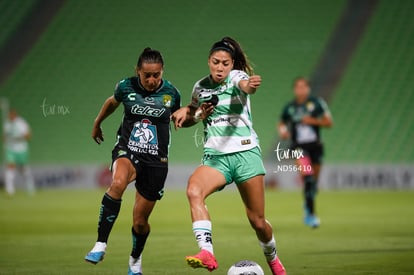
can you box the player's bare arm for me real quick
[239,75,262,94]
[172,103,214,129]
[24,130,32,141]
[92,96,120,144]
[301,113,333,128]
[278,122,290,139]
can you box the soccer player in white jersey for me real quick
[3,109,35,195]
[172,37,286,275]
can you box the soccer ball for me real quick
[227,260,264,275]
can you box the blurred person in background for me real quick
[3,109,35,195]
[84,47,181,275]
[278,77,333,228]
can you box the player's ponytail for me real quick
[137,47,164,69]
[209,37,254,75]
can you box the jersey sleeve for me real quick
[172,89,181,113]
[113,80,125,102]
[316,97,332,118]
[280,104,291,123]
[230,70,249,90]
[190,82,201,108]
[21,119,30,135]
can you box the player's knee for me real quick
[186,185,200,203]
[133,218,149,234]
[108,178,128,198]
[249,215,267,232]
[186,176,203,201]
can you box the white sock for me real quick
[129,255,142,273]
[5,169,16,195]
[260,235,277,262]
[23,166,35,194]
[193,220,214,254]
[91,241,107,252]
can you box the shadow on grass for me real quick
[308,247,414,255]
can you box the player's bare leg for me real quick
[185,166,225,271]
[5,164,16,195]
[21,165,35,195]
[128,191,156,275]
[85,158,136,264]
[237,175,286,275]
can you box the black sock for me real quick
[97,193,122,243]
[304,175,317,215]
[131,227,150,259]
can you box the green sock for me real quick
[131,227,150,259]
[97,193,121,243]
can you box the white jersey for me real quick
[4,117,30,153]
[191,70,259,154]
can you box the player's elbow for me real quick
[247,88,257,94]
[325,118,333,128]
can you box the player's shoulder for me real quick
[195,75,211,89]
[161,79,180,96]
[281,99,296,117]
[113,77,138,102]
[15,117,29,130]
[16,116,28,124]
[308,95,328,107]
[229,69,248,78]
[115,77,135,91]
[284,99,296,109]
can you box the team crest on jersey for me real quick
[163,95,172,107]
[128,119,159,155]
[306,101,315,112]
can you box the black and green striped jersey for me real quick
[113,76,181,166]
[281,96,330,145]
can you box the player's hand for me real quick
[171,107,190,130]
[279,128,290,140]
[248,75,262,89]
[196,102,214,120]
[301,115,318,126]
[92,125,104,144]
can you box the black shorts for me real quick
[112,147,168,201]
[294,142,324,165]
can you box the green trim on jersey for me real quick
[213,103,244,115]
[207,125,252,137]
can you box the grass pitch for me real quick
[0,188,413,274]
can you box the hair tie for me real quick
[210,41,235,57]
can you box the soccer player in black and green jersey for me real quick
[84,48,181,275]
[278,77,333,228]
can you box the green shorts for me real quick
[202,147,266,185]
[6,150,29,165]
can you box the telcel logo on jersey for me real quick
[131,104,165,117]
